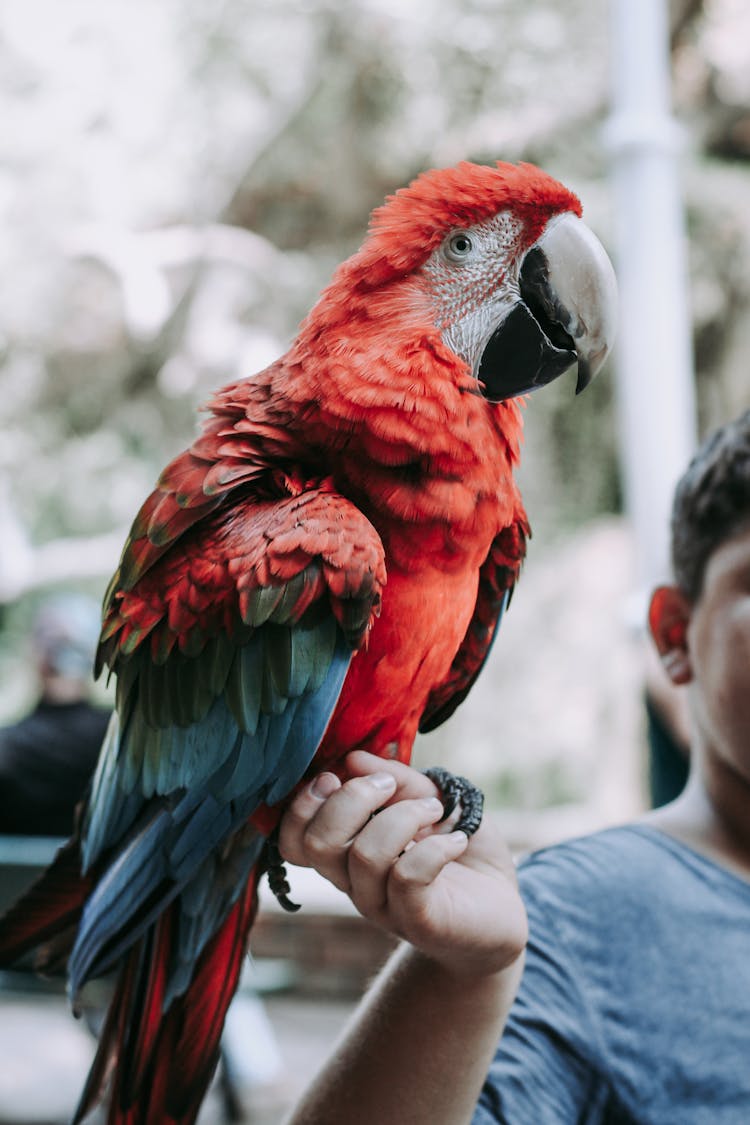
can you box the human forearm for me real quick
[279,755,528,1123]
[286,944,524,1125]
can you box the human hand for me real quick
[279,751,527,979]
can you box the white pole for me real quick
[605,0,697,592]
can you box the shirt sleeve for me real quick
[472,856,611,1124]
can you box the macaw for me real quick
[0,160,616,1124]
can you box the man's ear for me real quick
[648,586,693,685]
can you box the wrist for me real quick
[396,895,529,984]
[400,942,526,998]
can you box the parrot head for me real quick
[347,160,617,403]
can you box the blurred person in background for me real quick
[280,408,750,1124]
[0,593,109,836]
[0,596,276,1118]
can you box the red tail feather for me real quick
[76,868,261,1125]
[0,838,91,968]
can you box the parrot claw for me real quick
[263,828,301,913]
[422,767,485,837]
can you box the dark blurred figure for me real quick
[644,640,690,808]
[0,594,109,835]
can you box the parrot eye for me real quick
[444,231,474,263]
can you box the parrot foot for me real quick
[263,828,301,913]
[422,767,485,837]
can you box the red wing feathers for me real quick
[108,366,300,599]
[99,484,386,678]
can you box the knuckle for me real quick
[389,860,417,891]
[277,818,303,862]
[303,826,339,862]
[281,796,314,834]
[348,835,377,870]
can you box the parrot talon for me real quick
[263,828,301,913]
[422,767,485,837]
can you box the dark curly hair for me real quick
[671,409,750,601]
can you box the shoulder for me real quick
[519,824,664,890]
[516,825,692,944]
[517,821,750,964]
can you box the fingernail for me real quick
[368,772,397,791]
[420,797,444,816]
[310,773,340,800]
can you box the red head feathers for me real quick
[351,161,582,288]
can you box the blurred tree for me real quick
[1,0,749,816]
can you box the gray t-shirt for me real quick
[473,824,750,1123]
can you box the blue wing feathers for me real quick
[71,812,175,988]
[266,632,350,804]
[73,614,351,1004]
[164,834,265,1010]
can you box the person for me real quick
[278,409,750,1124]
[0,593,110,836]
[644,636,691,807]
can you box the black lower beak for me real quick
[477,301,577,403]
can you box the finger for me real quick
[346,753,465,836]
[278,772,342,867]
[347,796,445,917]
[282,771,398,892]
[413,799,463,841]
[391,831,469,892]
[345,751,439,801]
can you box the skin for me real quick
[646,523,750,880]
[279,524,750,1124]
[279,755,527,1125]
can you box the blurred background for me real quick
[0,0,749,1120]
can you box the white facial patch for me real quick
[421,211,528,374]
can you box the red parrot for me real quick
[0,161,616,1123]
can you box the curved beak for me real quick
[477,212,618,402]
